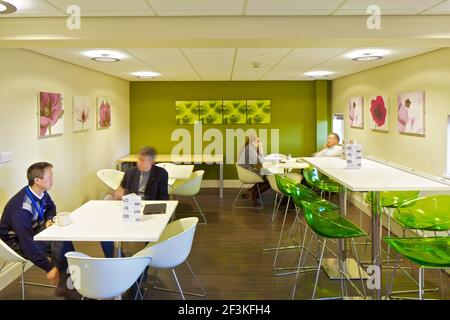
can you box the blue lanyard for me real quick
[25,187,46,221]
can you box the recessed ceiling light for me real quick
[303,71,334,78]
[83,50,126,62]
[131,71,161,79]
[0,1,17,14]
[347,49,389,62]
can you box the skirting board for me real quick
[0,261,33,292]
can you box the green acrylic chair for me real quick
[393,195,450,232]
[384,237,450,299]
[271,174,303,268]
[290,200,367,300]
[303,166,340,195]
[364,191,420,208]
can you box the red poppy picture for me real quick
[370,95,389,131]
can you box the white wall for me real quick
[332,48,450,178]
[0,49,130,288]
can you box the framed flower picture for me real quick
[73,95,91,132]
[369,95,388,131]
[397,91,425,135]
[38,91,64,138]
[349,97,364,128]
[97,97,111,129]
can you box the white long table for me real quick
[34,200,178,243]
[302,157,450,300]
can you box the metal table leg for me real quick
[115,241,123,300]
[219,162,224,199]
[321,185,368,281]
[371,191,382,300]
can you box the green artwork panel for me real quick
[222,100,247,124]
[198,100,223,124]
[246,100,271,124]
[175,100,199,124]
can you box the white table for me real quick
[161,164,194,186]
[261,158,309,175]
[34,200,178,243]
[302,157,450,300]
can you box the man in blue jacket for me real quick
[0,162,80,299]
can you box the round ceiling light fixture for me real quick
[347,49,389,62]
[0,1,18,14]
[83,50,126,62]
[303,70,334,79]
[131,71,161,79]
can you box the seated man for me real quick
[237,135,271,203]
[0,162,80,299]
[314,132,343,157]
[101,146,168,258]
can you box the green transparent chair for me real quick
[303,166,340,197]
[291,200,367,300]
[393,195,450,232]
[384,237,450,300]
[385,195,450,299]
[270,174,303,268]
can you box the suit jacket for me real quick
[120,165,169,200]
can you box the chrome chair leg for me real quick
[21,263,25,300]
[312,239,326,300]
[273,197,290,268]
[171,269,185,300]
[193,196,207,224]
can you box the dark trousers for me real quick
[100,241,115,258]
[10,238,74,273]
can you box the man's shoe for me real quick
[54,286,83,300]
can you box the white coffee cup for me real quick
[53,212,72,227]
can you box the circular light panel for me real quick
[303,70,334,78]
[83,50,126,62]
[131,71,161,79]
[0,1,18,14]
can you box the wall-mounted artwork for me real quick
[39,91,64,138]
[97,97,111,129]
[175,101,199,124]
[369,95,388,131]
[199,100,223,124]
[73,95,91,132]
[246,100,271,124]
[349,97,364,128]
[397,91,425,135]
[222,100,246,124]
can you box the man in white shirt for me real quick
[314,133,343,157]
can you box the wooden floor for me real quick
[1,188,449,300]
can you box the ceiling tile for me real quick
[126,48,201,81]
[262,48,349,80]
[246,0,344,15]
[421,0,450,14]
[232,48,293,80]
[181,48,235,80]
[335,0,443,15]
[46,0,155,16]
[148,0,243,16]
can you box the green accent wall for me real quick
[130,81,328,180]
[315,80,332,150]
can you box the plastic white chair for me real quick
[267,173,303,222]
[233,164,265,209]
[0,239,55,300]
[134,217,205,300]
[96,169,124,190]
[170,170,206,224]
[65,252,151,300]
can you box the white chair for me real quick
[96,169,124,190]
[65,252,151,300]
[170,170,206,224]
[134,217,205,300]
[155,162,178,196]
[233,164,265,209]
[0,239,55,300]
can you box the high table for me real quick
[302,157,450,300]
[117,154,224,199]
[261,158,309,174]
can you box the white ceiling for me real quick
[29,47,436,81]
[1,0,450,17]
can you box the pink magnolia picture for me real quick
[97,97,111,129]
[369,95,389,131]
[39,92,64,138]
[73,95,91,132]
[397,91,425,135]
[349,97,364,128]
